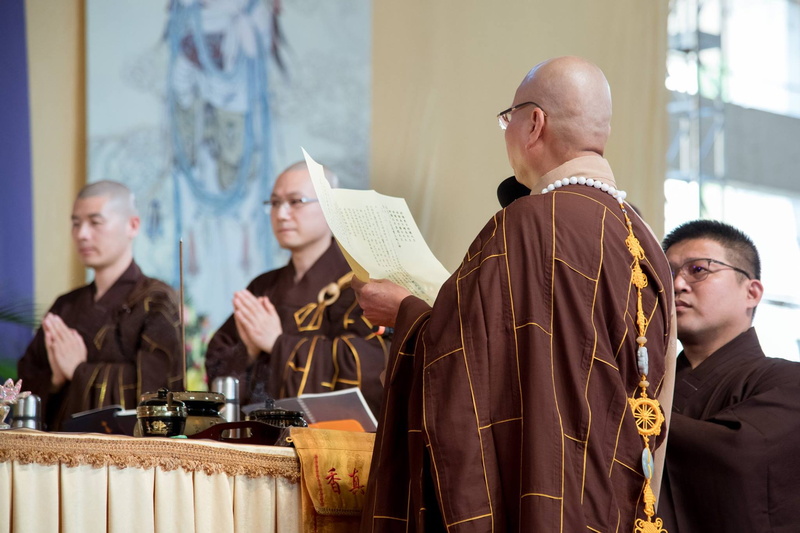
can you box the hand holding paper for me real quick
[302,149,450,306]
[350,276,411,327]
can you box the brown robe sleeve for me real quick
[206,267,389,415]
[18,275,182,430]
[267,290,389,415]
[362,188,674,533]
[17,296,69,425]
[660,354,800,532]
[72,278,184,409]
[204,311,254,391]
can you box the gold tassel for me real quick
[622,207,668,533]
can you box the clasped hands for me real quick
[233,290,283,362]
[42,313,87,389]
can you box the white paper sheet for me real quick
[302,149,450,305]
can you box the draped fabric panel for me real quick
[372,1,669,270]
[0,431,302,533]
[24,0,86,309]
[0,0,35,372]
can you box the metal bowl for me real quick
[246,407,308,428]
[138,390,225,436]
[136,389,187,437]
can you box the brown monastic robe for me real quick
[659,328,800,533]
[205,240,388,415]
[361,157,675,533]
[18,261,183,431]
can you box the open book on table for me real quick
[243,388,378,432]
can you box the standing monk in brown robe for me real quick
[18,181,183,431]
[658,220,800,532]
[353,56,677,532]
[205,163,388,415]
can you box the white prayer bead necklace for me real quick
[541,175,627,204]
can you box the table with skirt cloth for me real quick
[0,429,301,533]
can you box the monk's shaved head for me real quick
[504,56,614,188]
[280,161,340,189]
[517,56,612,156]
[77,180,138,218]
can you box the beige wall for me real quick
[26,0,85,308]
[27,0,668,302]
[372,1,669,270]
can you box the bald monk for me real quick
[354,56,677,532]
[205,163,388,415]
[18,181,183,431]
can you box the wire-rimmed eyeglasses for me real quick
[671,258,752,283]
[263,197,319,213]
[497,101,547,130]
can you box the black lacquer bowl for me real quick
[138,390,225,436]
[136,389,187,437]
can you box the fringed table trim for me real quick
[0,430,300,483]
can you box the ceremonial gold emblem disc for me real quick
[628,397,664,437]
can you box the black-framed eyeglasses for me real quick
[497,101,547,130]
[671,258,752,283]
[263,197,319,213]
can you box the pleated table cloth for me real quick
[0,429,302,533]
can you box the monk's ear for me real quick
[745,278,764,310]
[524,107,546,149]
[127,215,141,239]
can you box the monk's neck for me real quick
[93,257,132,301]
[681,338,729,369]
[680,323,753,369]
[527,154,615,194]
[290,239,330,282]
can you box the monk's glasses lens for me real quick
[673,258,751,283]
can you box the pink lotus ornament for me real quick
[0,378,30,405]
[0,379,30,429]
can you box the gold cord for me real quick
[621,207,668,533]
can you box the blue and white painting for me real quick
[87,0,371,387]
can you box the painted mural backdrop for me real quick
[87,0,371,388]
